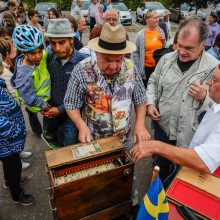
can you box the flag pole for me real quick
[151,166,160,183]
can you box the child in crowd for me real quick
[11,25,50,140]
[11,25,60,149]
[11,24,50,114]
[0,52,35,206]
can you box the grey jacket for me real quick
[146,50,219,147]
[133,27,166,79]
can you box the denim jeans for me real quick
[43,115,78,147]
[153,122,179,189]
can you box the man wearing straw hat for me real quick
[64,23,150,209]
[41,18,87,148]
[64,23,151,149]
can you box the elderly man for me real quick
[131,64,220,175]
[64,23,150,149]
[89,8,119,37]
[103,8,118,25]
[146,16,219,187]
[64,23,150,210]
[41,18,87,148]
[103,8,131,58]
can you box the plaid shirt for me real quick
[64,57,146,110]
[47,48,87,113]
[64,57,146,140]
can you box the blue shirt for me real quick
[47,48,87,113]
[75,31,81,41]
[0,78,26,157]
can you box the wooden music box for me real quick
[45,136,134,220]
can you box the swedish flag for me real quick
[136,174,169,220]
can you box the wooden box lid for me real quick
[45,136,123,169]
[176,167,220,198]
[167,167,220,220]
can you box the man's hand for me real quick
[147,105,160,120]
[188,82,207,101]
[78,124,91,143]
[41,107,60,118]
[130,140,159,162]
[133,126,151,143]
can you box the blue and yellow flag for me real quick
[136,174,169,220]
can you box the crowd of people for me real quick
[0,2,220,219]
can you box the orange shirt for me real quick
[144,29,163,67]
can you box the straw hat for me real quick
[45,18,75,38]
[88,23,136,54]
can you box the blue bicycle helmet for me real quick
[13,25,43,52]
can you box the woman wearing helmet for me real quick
[11,25,51,140]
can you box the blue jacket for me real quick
[0,78,26,158]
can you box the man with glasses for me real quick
[103,8,131,58]
[146,16,219,187]
[103,8,119,25]
[132,64,220,176]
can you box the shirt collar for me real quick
[213,103,220,113]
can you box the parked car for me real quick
[71,0,90,24]
[136,1,165,24]
[111,2,132,25]
[35,2,61,26]
[169,3,206,23]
